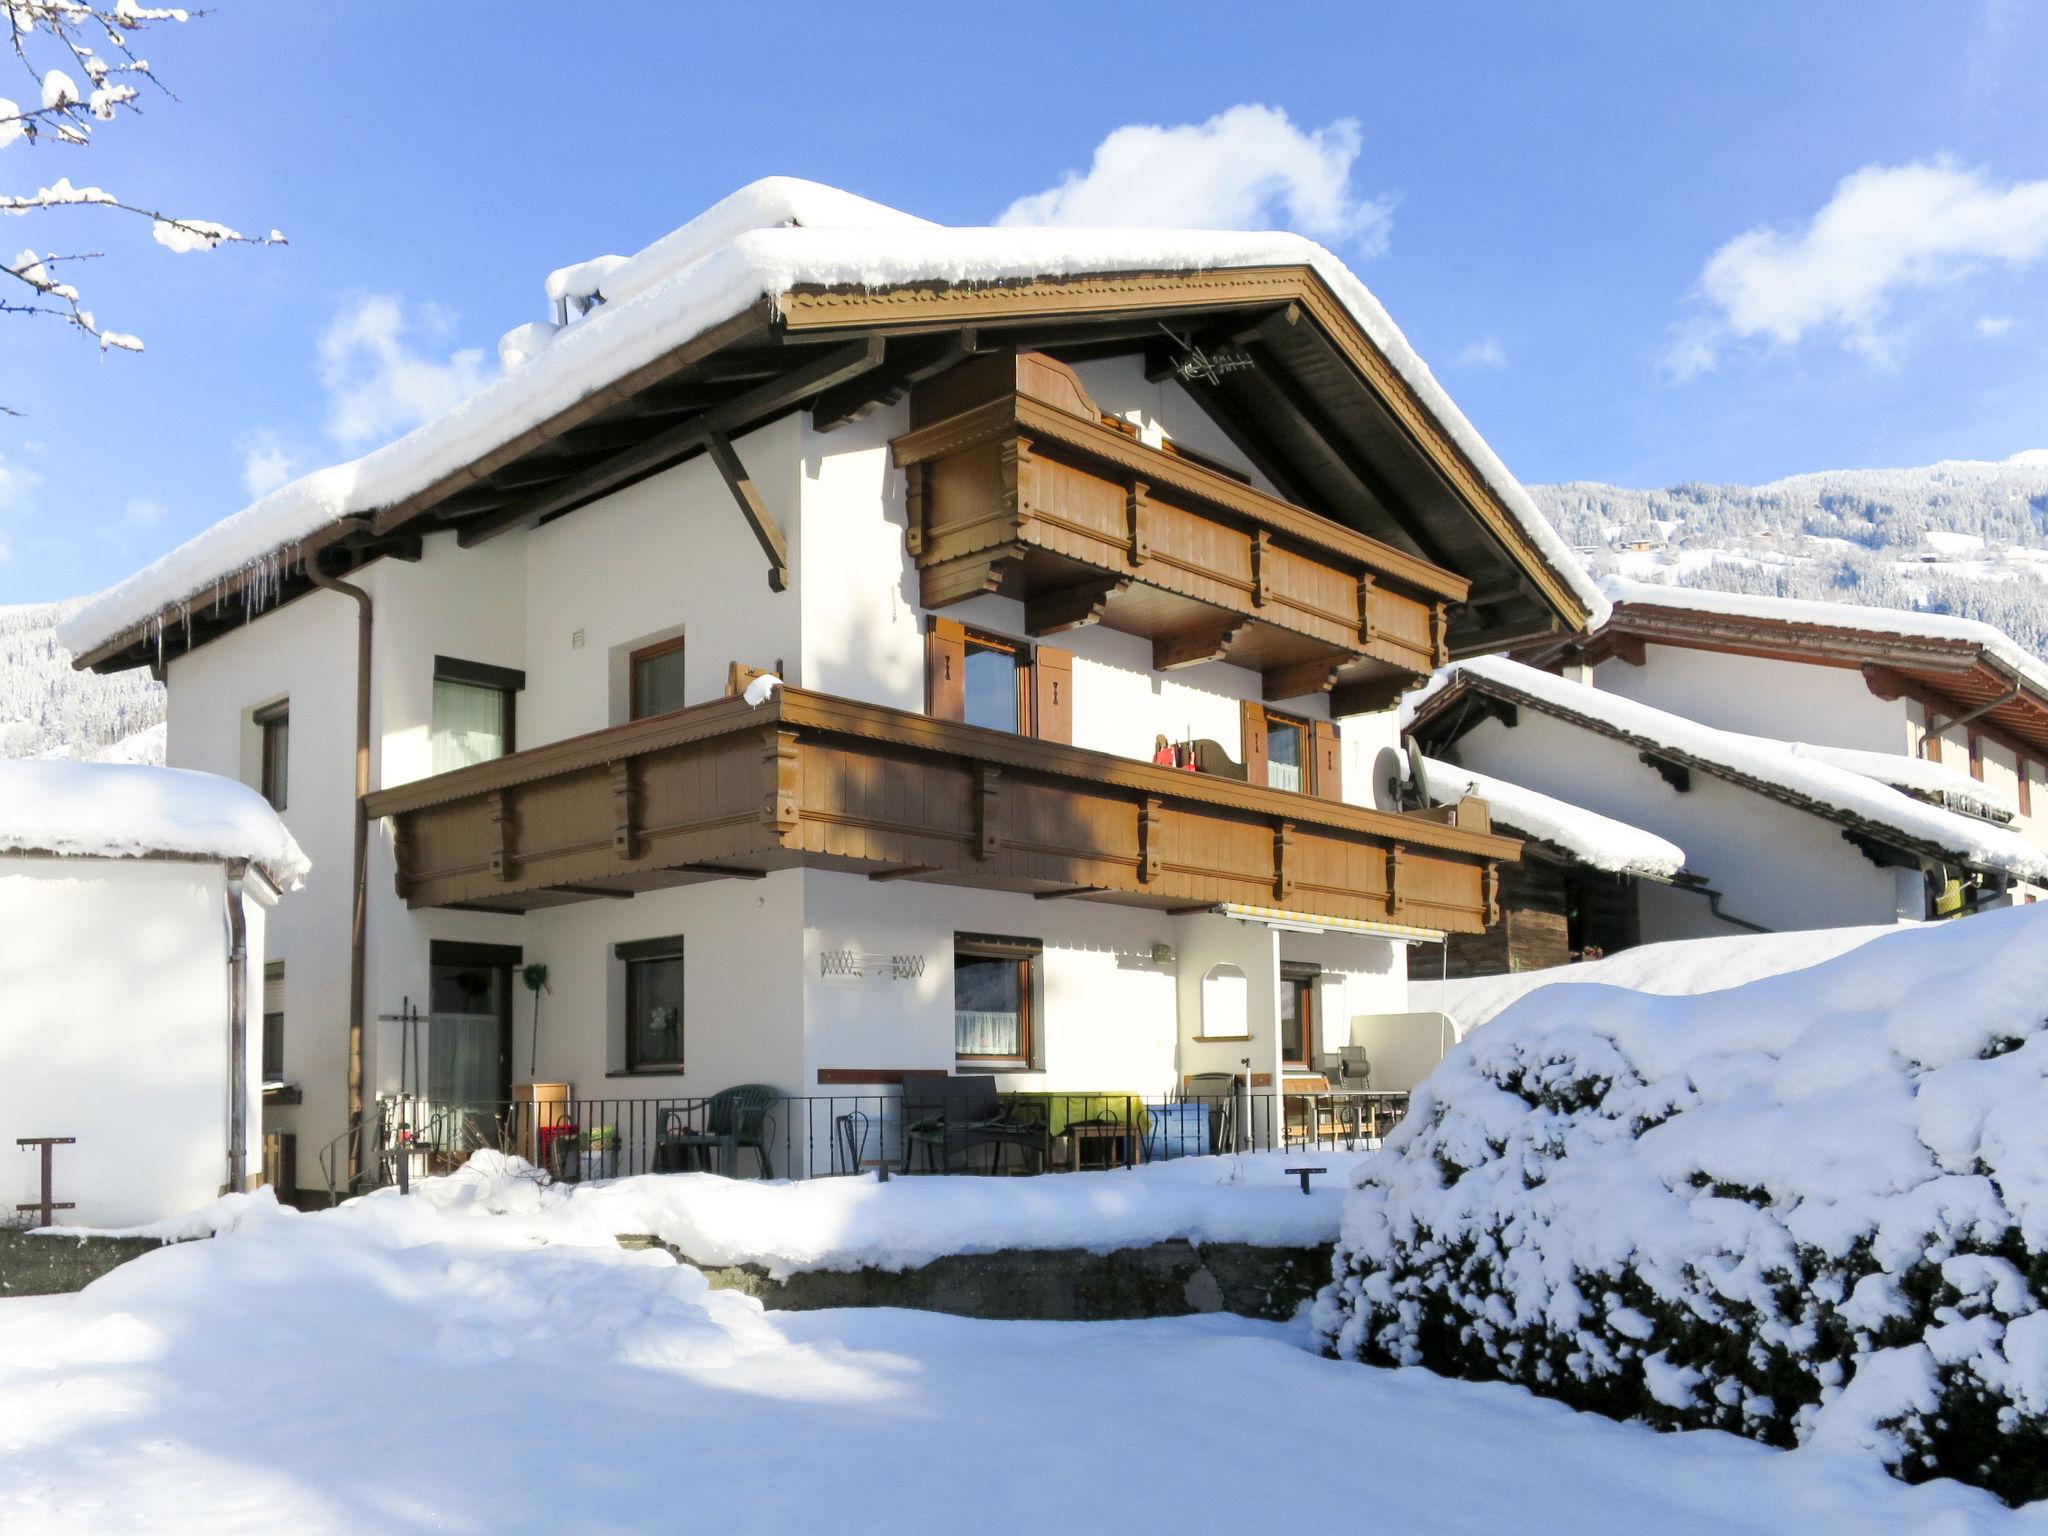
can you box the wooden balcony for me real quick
[891,354,1472,710]
[366,687,1517,930]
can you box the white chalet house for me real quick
[1405,579,2048,971]
[62,179,1603,1200]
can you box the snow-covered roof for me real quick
[60,176,1602,659]
[1601,576,2048,703]
[1407,655,2048,882]
[1419,754,1685,879]
[1785,740,2018,822]
[0,760,309,887]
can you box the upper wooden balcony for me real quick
[365,686,1516,931]
[890,353,1471,711]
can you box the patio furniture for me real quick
[654,1084,780,1178]
[1182,1072,1240,1152]
[903,1075,1049,1174]
[833,1107,904,1175]
[1142,1099,1211,1162]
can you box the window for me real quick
[1240,702,1339,799]
[431,657,523,773]
[629,636,689,720]
[1969,733,1985,782]
[619,936,684,1072]
[1280,964,1319,1070]
[2021,761,2034,818]
[256,702,289,811]
[926,618,1073,744]
[963,633,1026,733]
[954,934,1039,1064]
[1266,712,1307,793]
[261,962,285,1084]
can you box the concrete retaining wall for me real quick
[627,1236,1335,1321]
[0,1230,165,1297]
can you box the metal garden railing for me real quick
[322,1086,1410,1198]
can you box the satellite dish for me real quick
[1404,736,1432,810]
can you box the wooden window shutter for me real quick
[1239,700,1268,785]
[927,617,967,721]
[1033,646,1073,744]
[1310,719,1342,800]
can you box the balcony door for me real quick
[428,941,519,1110]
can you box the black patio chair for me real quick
[1182,1071,1240,1153]
[654,1084,781,1178]
[902,1074,1049,1175]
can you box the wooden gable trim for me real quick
[780,266,1590,631]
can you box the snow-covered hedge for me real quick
[1313,906,2048,1505]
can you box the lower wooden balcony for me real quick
[366,688,1518,930]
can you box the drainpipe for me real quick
[1927,676,2024,743]
[224,859,250,1194]
[307,529,373,1182]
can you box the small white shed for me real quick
[0,761,307,1229]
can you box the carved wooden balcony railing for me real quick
[366,687,1516,928]
[890,353,1471,711]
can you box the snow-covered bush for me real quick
[1313,905,2048,1505]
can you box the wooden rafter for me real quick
[705,431,790,592]
[456,336,886,548]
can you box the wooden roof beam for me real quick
[458,336,886,548]
[810,331,984,433]
[705,431,789,593]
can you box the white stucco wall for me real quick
[1449,708,1912,937]
[1593,643,1912,753]
[0,857,263,1228]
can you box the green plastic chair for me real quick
[658,1084,781,1178]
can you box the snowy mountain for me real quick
[0,599,165,762]
[1530,451,2048,657]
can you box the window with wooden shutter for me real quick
[1239,699,1268,786]
[1033,646,1073,744]
[1310,719,1342,800]
[927,617,967,722]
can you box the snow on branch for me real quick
[2,1,282,378]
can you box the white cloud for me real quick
[1457,337,1508,370]
[1668,156,2048,377]
[240,431,297,497]
[1977,313,2016,337]
[119,496,166,530]
[998,104,1392,252]
[319,293,490,450]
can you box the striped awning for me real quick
[1213,903,1446,942]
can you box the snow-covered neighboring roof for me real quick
[1601,576,2048,702]
[1407,655,2048,881]
[60,176,1603,659]
[0,760,309,887]
[1786,740,2018,822]
[1419,754,1685,879]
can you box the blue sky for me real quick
[3,0,2046,604]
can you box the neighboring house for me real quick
[1407,656,2047,949]
[1411,754,1685,977]
[0,761,305,1228]
[1531,579,2048,853]
[60,178,1599,1200]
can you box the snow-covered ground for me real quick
[3,1179,2037,1534]
[1440,922,1897,1032]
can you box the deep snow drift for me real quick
[3,1168,2038,1533]
[1315,903,2048,1504]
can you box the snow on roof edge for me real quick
[1411,655,2048,882]
[1601,576,2048,704]
[62,181,1602,660]
[0,760,309,888]
[1420,754,1685,878]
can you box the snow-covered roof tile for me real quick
[1409,655,2048,882]
[0,760,309,887]
[1420,754,1685,879]
[60,177,1602,659]
[1786,740,2018,822]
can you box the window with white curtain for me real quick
[430,657,523,774]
